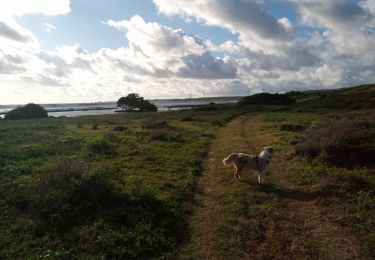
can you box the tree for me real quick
[5,103,48,120]
[117,93,157,112]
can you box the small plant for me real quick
[181,116,193,122]
[85,136,116,155]
[77,122,83,128]
[141,120,168,129]
[113,125,127,131]
[92,123,99,130]
[150,128,169,141]
[280,123,306,132]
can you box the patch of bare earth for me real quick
[179,115,362,259]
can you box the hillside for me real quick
[290,83,375,109]
[0,83,374,259]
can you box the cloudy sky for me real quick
[0,0,374,104]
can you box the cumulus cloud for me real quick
[290,0,375,56]
[1,0,374,103]
[153,0,374,95]
[0,0,71,19]
[154,0,291,40]
[105,15,237,79]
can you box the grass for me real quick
[260,110,375,257]
[0,108,246,259]
[179,110,374,259]
[0,83,374,258]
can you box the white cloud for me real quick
[0,0,71,19]
[44,23,56,32]
[105,15,237,79]
[1,1,374,104]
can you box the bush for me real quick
[295,120,375,167]
[113,125,127,131]
[280,123,307,132]
[141,120,168,129]
[4,103,48,120]
[238,93,296,106]
[85,136,116,156]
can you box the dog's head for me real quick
[263,146,274,155]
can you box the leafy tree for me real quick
[4,103,48,120]
[117,93,157,112]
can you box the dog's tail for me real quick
[223,153,236,167]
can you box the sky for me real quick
[0,0,374,104]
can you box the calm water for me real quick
[0,97,240,119]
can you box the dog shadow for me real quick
[240,180,317,202]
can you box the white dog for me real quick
[223,146,274,183]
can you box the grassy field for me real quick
[0,108,245,259]
[0,83,374,259]
[179,109,374,259]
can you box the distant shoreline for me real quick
[0,96,241,118]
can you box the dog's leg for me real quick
[257,173,261,184]
[260,170,267,184]
[235,165,244,181]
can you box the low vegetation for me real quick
[0,83,374,258]
[0,108,244,259]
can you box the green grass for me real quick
[0,83,374,259]
[260,110,375,257]
[0,108,246,259]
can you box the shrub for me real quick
[181,116,193,122]
[113,125,127,131]
[85,136,116,156]
[150,128,170,141]
[295,120,375,167]
[280,123,307,132]
[4,103,48,120]
[141,120,168,129]
[238,93,296,106]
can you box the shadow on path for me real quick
[241,180,317,202]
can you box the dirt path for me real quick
[179,115,362,259]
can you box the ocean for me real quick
[0,97,240,119]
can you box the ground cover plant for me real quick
[260,110,375,257]
[0,108,244,259]
[0,83,374,259]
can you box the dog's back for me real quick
[223,153,258,169]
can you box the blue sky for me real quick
[0,0,374,104]
[16,0,241,52]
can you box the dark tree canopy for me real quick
[117,93,157,112]
[5,103,48,120]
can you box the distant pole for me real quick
[188,94,192,100]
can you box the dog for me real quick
[223,146,274,184]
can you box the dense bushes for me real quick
[5,103,48,120]
[294,120,375,167]
[238,93,296,106]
